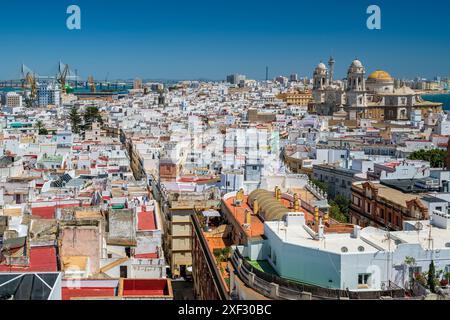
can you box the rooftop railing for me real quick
[231,248,405,300]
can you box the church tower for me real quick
[313,62,327,90]
[312,62,327,105]
[347,59,366,92]
[346,59,367,119]
[328,56,335,84]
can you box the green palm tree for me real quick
[35,120,48,135]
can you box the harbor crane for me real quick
[88,75,96,93]
[25,73,37,101]
[57,62,70,94]
[21,64,38,102]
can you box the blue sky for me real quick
[1,0,449,80]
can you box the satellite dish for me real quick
[415,221,423,231]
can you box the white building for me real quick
[241,210,450,292]
[38,84,61,107]
[6,92,23,108]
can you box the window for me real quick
[358,273,370,285]
[436,206,442,212]
[120,266,128,278]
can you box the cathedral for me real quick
[310,58,443,121]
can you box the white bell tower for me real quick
[346,59,367,109]
[313,62,328,104]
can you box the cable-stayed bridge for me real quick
[0,62,82,88]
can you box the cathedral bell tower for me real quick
[313,62,328,90]
[312,62,328,104]
[346,59,367,118]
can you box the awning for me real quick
[202,209,220,217]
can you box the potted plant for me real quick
[414,272,427,286]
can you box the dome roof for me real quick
[351,59,363,68]
[367,70,393,82]
[317,62,327,70]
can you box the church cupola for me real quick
[347,59,366,92]
[313,62,328,90]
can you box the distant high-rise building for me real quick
[226,74,246,85]
[289,73,298,82]
[38,84,61,107]
[275,76,289,85]
[5,92,22,108]
[151,83,164,92]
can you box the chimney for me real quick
[314,207,319,225]
[274,186,281,201]
[351,225,361,238]
[317,219,325,239]
[293,193,300,211]
[323,211,329,225]
[245,209,252,226]
[234,188,244,206]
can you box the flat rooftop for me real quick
[120,279,172,297]
[0,246,58,272]
[266,220,379,255]
[137,209,156,231]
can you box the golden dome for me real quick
[367,70,393,82]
